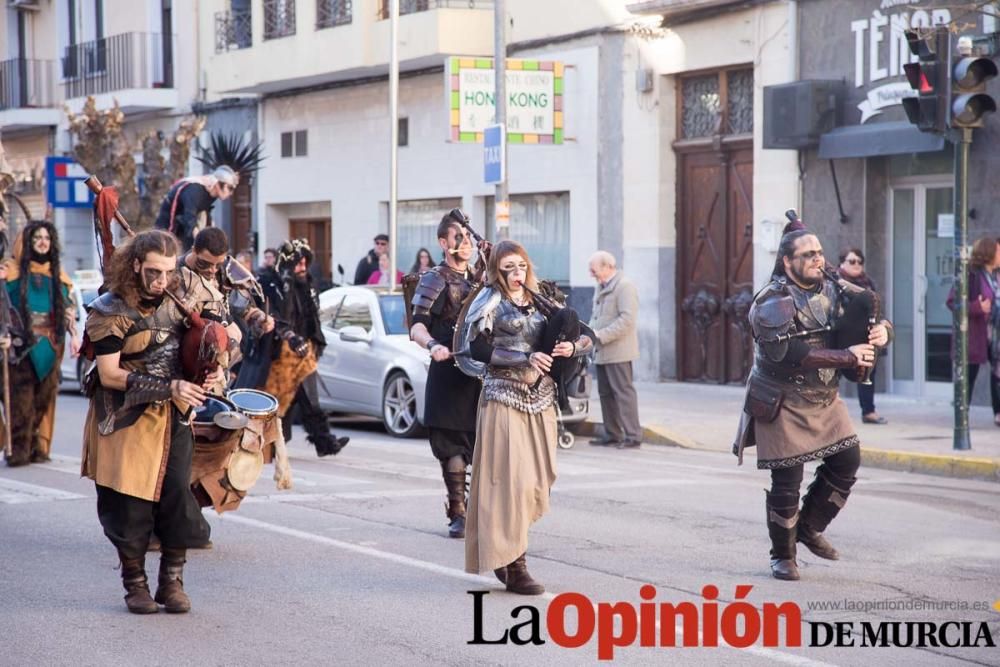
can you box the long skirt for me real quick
[465,399,558,574]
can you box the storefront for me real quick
[792,0,1000,405]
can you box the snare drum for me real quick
[192,395,242,443]
[226,389,279,420]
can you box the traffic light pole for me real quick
[952,127,972,451]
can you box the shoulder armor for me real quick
[412,266,448,313]
[222,256,264,301]
[750,283,795,340]
[465,286,502,338]
[88,291,134,318]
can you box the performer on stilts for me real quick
[734,218,891,581]
[3,220,79,466]
[407,210,484,538]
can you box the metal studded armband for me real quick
[123,372,173,410]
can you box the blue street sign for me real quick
[484,124,505,184]
[46,156,94,209]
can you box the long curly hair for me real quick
[105,230,179,308]
[486,240,539,300]
[18,220,67,340]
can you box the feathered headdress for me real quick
[277,238,313,273]
[195,131,266,177]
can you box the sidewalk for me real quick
[581,380,1000,483]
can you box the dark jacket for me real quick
[154,180,217,251]
[353,249,379,285]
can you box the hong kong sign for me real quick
[446,57,564,144]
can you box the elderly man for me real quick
[354,233,389,285]
[588,251,642,448]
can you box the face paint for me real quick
[498,256,528,289]
[141,267,176,296]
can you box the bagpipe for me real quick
[783,209,881,385]
[84,176,228,386]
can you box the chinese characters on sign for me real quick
[447,57,564,144]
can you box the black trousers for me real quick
[769,445,862,495]
[96,412,210,560]
[429,427,475,464]
[967,345,1000,415]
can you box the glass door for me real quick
[889,180,953,397]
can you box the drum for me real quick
[227,388,279,419]
[192,395,245,443]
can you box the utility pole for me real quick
[388,0,399,290]
[493,0,509,240]
[952,126,972,450]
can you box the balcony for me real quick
[206,0,493,95]
[0,58,61,130]
[376,0,493,20]
[61,32,180,114]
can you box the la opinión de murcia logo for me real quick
[468,585,997,660]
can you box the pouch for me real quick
[744,376,784,423]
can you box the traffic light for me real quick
[902,28,951,134]
[951,54,997,128]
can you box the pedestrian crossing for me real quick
[0,477,86,504]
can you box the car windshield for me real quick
[378,294,408,335]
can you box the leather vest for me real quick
[482,299,555,414]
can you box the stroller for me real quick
[554,349,594,450]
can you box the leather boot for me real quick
[798,465,856,561]
[118,551,158,614]
[766,491,800,581]
[442,465,467,539]
[154,548,191,613]
[504,553,545,595]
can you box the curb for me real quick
[581,421,1000,483]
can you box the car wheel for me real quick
[382,371,421,438]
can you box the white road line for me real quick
[221,512,838,667]
[0,477,86,504]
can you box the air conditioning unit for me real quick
[9,0,42,10]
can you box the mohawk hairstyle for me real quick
[195,131,266,177]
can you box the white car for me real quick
[316,286,429,437]
[60,271,102,393]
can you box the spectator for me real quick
[410,247,434,274]
[838,247,887,424]
[949,236,1000,426]
[587,251,642,448]
[354,233,389,285]
[367,252,404,287]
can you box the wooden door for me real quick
[289,217,331,281]
[677,144,754,383]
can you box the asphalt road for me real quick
[1,393,998,666]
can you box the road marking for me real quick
[221,512,838,667]
[0,477,86,504]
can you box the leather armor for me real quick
[749,278,858,406]
[480,299,556,414]
[412,264,474,326]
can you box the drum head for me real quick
[227,389,279,417]
[194,395,239,425]
[227,448,264,491]
[214,411,249,430]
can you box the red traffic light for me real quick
[904,62,934,93]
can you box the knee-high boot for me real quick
[766,491,800,581]
[118,550,158,614]
[154,547,191,613]
[441,461,467,539]
[798,465,856,560]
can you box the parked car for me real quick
[60,270,102,393]
[316,286,429,437]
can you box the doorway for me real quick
[289,217,332,282]
[889,178,954,398]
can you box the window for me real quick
[280,130,308,157]
[316,0,352,28]
[391,198,463,274]
[485,192,570,284]
[398,117,408,147]
[331,294,374,332]
[679,67,754,139]
[378,294,408,335]
[264,0,296,40]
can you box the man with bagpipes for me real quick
[405,209,486,539]
[234,238,350,457]
[82,179,227,614]
[733,212,892,582]
[154,132,264,252]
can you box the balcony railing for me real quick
[215,9,253,52]
[317,0,352,28]
[264,0,296,40]
[377,0,492,20]
[62,32,174,99]
[0,58,56,110]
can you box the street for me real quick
[1,393,998,666]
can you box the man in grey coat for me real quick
[588,251,642,448]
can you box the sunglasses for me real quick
[220,182,235,193]
[193,255,224,273]
[844,258,864,266]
